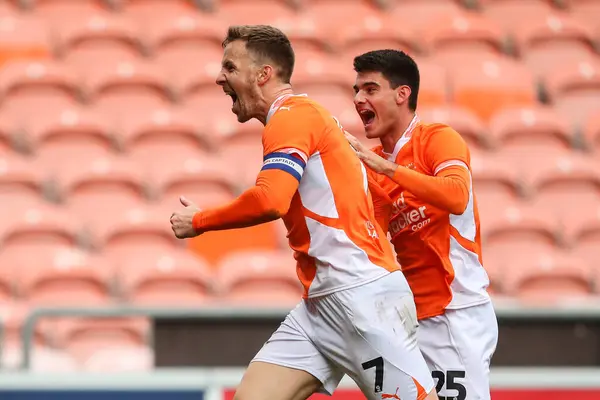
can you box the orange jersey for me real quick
[262,94,399,298]
[368,119,490,320]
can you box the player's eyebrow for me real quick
[353,81,380,92]
[222,59,236,69]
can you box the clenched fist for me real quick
[170,196,201,239]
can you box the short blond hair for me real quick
[223,25,295,84]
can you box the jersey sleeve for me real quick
[422,125,470,176]
[261,104,318,183]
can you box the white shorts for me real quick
[252,271,435,400]
[418,301,498,400]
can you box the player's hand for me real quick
[170,196,202,239]
[344,131,393,175]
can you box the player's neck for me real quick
[380,111,416,154]
[257,85,294,125]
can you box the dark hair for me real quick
[223,25,295,84]
[353,49,420,111]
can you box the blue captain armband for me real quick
[261,151,306,182]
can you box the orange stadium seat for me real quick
[16,247,112,306]
[0,268,16,303]
[513,13,597,79]
[570,208,600,272]
[215,1,295,27]
[525,152,600,220]
[217,250,302,306]
[545,60,600,128]
[470,152,523,215]
[55,13,145,70]
[0,154,45,209]
[569,0,600,28]
[504,251,594,306]
[84,60,172,118]
[119,0,196,26]
[292,52,355,95]
[449,55,537,121]
[487,106,575,151]
[218,137,265,189]
[188,222,285,267]
[57,155,149,228]
[0,301,50,349]
[0,117,15,153]
[54,317,149,363]
[483,0,558,32]
[117,249,215,306]
[413,59,449,107]
[24,107,116,177]
[582,112,600,152]
[116,107,210,170]
[0,13,51,67]
[0,203,81,257]
[418,106,488,149]
[81,345,153,372]
[422,12,506,64]
[29,0,110,27]
[388,0,465,36]
[152,156,238,207]
[0,60,82,121]
[90,205,179,259]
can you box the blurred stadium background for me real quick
[0,0,599,399]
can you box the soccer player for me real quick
[345,49,498,400]
[170,26,438,400]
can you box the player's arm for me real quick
[192,106,314,234]
[346,129,470,215]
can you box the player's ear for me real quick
[395,85,411,106]
[257,65,273,86]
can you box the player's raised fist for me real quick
[170,196,201,239]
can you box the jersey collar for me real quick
[266,93,308,123]
[382,114,420,161]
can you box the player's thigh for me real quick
[324,273,436,400]
[234,304,343,400]
[234,361,321,400]
[418,302,498,400]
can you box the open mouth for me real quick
[224,90,238,105]
[358,109,376,127]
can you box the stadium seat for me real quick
[29,0,110,27]
[571,212,600,275]
[0,13,51,67]
[483,0,558,32]
[449,55,537,121]
[116,107,210,171]
[188,222,285,267]
[582,112,600,152]
[24,107,116,177]
[0,154,45,209]
[569,0,600,28]
[388,0,465,36]
[0,60,82,120]
[504,251,594,306]
[418,106,488,149]
[470,152,523,216]
[215,1,295,27]
[527,153,600,220]
[412,59,449,107]
[513,13,597,79]
[422,12,507,64]
[545,60,600,128]
[118,249,215,306]
[119,0,196,26]
[0,117,15,153]
[57,155,149,229]
[54,317,149,363]
[0,203,81,257]
[16,247,113,306]
[90,205,179,260]
[151,155,238,206]
[84,60,173,119]
[488,106,575,151]
[292,52,355,95]
[0,301,50,348]
[81,345,154,372]
[217,250,302,306]
[55,13,145,64]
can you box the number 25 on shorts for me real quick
[432,370,466,400]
